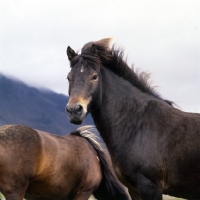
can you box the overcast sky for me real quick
[0,0,200,112]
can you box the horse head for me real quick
[66,44,102,125]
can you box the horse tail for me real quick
[71,126,130,200]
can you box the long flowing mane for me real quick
[80,38,173,105]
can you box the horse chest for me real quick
[111,153,135,181]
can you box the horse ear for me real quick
[67,46,77,61]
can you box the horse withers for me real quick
[0,124,130,200]
[66,38,200,200]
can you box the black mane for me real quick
[79,38,173,105]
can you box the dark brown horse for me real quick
[66,38,200,200]
[0,124,130,200]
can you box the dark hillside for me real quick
[0,74,94,135]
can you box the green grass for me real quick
[163,195,185,200]
[0,192,6,200]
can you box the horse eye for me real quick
[91,74,98,81]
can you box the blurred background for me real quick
[1,0,200,112]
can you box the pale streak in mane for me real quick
[73,125,104,152]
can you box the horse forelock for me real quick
[77,38,113,70]
[81,38,112,52]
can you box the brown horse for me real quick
[66,38,200,200]
[0,124,130,200]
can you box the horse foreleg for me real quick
[72,190,93,200]
[136,174,162,200]
[0,184,26,200]
[2,191,25,200]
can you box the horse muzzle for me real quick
[66,103,86,125]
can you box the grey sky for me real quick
[0,0,200,112]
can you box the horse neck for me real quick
[91,67,151,152]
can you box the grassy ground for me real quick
[89,194,185,200]
[0,192,185,200]
[163,195,185,200]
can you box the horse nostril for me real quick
[66,104,83,115]
[66,105,72,114]
[75,105,83,114]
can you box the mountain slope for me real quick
[0,74,94,135]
